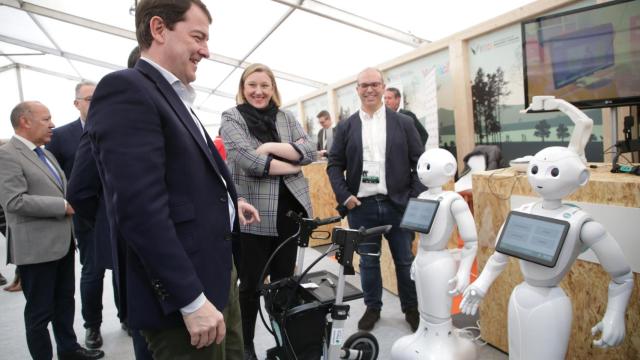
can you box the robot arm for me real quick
[459,250,509,316]
[581,221,634,348]
[525,96,593,163]
[448,198,478,296]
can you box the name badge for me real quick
[362,161,381,184]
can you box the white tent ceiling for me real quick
[0,0,535,139]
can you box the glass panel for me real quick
[321,0,537,42]
[12,53,77,76]
[276,78,317,105]
[302,95,329,137]
[208,0,291,60]
[385,50,451,150]
[70,60,114,82]
[335,82,359,122]
[215,68,244,95]
[0,68,20,140]
[192,60,236,90]
[246,10,412,84]
[198,94,236,117]
[35,15,137,68]
[28,0,136,31]
[0,6,54,48]
[20,69,79,129]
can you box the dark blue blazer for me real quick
[46,118,97,245]
[46,118,83,179]
[327,107,426,211]
[67,132,113,270]
[87,59,239,330]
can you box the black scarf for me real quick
[237,101,280,144]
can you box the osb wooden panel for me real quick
[477,247,640,359]
[302,162,341,247]
[473,167,640,359]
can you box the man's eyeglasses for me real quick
[76,96,92,102]
[357,82,383,90]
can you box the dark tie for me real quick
[34,147,62,187]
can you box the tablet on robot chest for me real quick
[495,211,570,268]
[400,198,440,234]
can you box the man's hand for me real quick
[317,150,327,159]
[345,195,361,210]
[65,202,75,216]
[182,299,226,349]
[238,199,261,225]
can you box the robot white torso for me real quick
[512,201,590,287]
[416,190,464,251]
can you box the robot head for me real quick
[527,146,589,200]
[417,148,457,188]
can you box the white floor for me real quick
[0,233,507,359]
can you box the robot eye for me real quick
[550,167,559,177]
[531,165,538,175]
[426,163,431,170]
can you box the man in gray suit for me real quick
[0,101,103,360]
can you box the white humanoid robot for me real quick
[391,148,478,360]
[460,96,634,359]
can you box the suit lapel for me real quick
[353,113,363,166]
[385,108,398,160]
[12,138,64,192]
[135,61,225,184]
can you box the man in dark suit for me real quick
[316,110,335,158]
[327,68,426,332]
[67,45,153,360]
[86,1,259,359]
[384,87,429,147]
[0,101,103,360]
[46,81,109,350]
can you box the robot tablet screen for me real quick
[400,198,440,234]
[495,211,570,268]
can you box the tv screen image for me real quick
[522,0,640,108]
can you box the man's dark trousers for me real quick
[347,195,417,312]
[74,216,106,330]
[19,244,80,359]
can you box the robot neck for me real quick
[541,199,562,210]
[427,187,444,195]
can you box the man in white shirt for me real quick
[327,68,426,332]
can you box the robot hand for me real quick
[591,309,626,348]
[459,285,485,316]
[447,274,470,297]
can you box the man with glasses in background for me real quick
[47,81,110,350]
[327,68,425,332]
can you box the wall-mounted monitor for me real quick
[522,0,640,109]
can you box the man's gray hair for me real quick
[75,80,96,98]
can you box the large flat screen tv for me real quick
[522,0,640,109]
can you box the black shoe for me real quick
[85,327,103,349]
[0,273,6,286]
[358,307,381,331]
[405,307,420,332]
[244,345,258,360]
[58,347,105,360]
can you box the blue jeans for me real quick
[347,195,417,312]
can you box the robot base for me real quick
[391,319,476,360]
